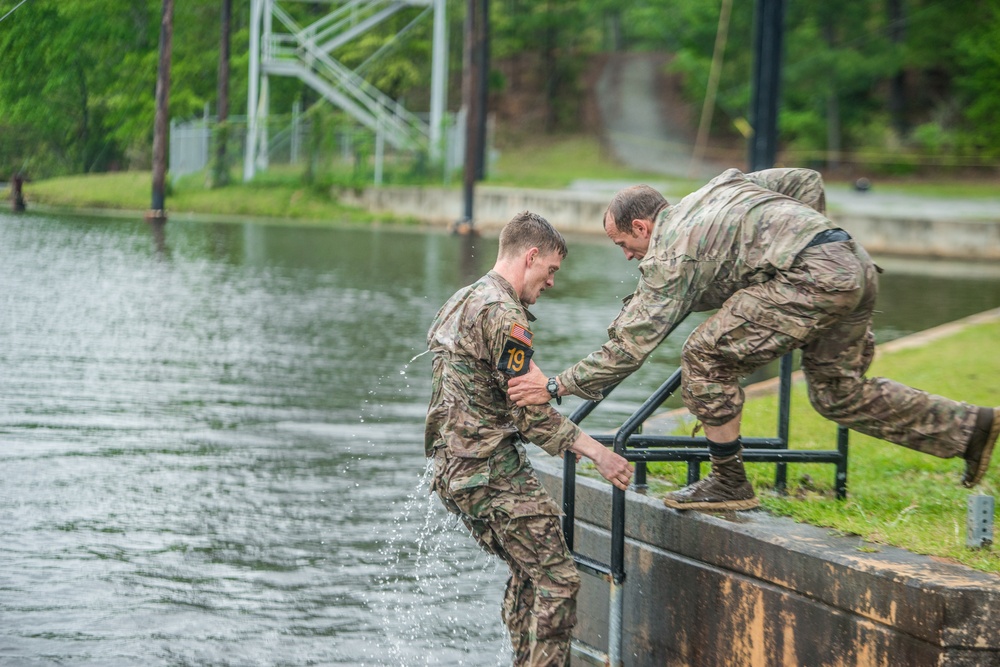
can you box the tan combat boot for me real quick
[663,450,760,511]
[963,406,1000,488]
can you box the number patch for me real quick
[497,338,534,376]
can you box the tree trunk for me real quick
[150,0,174,217]
[887,0,907,138]
[211,0,232,188]
[824,21,841,171]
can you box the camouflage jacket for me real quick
[425,271,581,465]
[558,168,833,400]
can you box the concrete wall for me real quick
[338,185,1000,260]
[531,459,1000,667]
[836,214,1000,260]
[339,185,611,232]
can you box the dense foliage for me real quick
[1,0,998,179]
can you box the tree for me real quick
[0,0,158,174]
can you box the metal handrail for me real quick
[561,354,849,666]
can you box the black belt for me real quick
[805,228,851,248]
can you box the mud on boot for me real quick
[663,450,759,511]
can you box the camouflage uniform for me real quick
[426,270,582,667]
[558,168,979,458]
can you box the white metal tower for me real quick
[243,0,448,181]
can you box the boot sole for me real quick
[663,496,760,511]
[964,407,1000,488]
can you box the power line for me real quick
[0,0,30,24]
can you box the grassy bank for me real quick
[24,136,678,223]
[638,317,1000,574]
[488,134,695,190]
[26,168,387,225]
[23,135,1000,223]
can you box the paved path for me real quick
[595,53,721,180]
[590,54,1000,222]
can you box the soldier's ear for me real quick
[631,219,652,239]
[525,247,539,266]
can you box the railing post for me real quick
[836,425,849,499]
[775,353,793,493]
[562,451,576,551]
[632,423,647,491]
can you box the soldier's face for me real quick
[522,250,563,305]
[604,213,652,261]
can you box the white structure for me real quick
[243,0,448,182]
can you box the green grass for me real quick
[26,167,391,225]
[638,319,1000,574]
[487,134,696,191]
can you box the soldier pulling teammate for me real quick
[509,168,1000,510]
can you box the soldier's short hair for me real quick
[606,185,669,234]
[498,211,568,259]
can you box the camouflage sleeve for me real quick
[557,262,689,400]
[484,305,583,457]
[745,168,827,214]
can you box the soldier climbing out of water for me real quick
[508,168,1000,511]
[424,211,633,666]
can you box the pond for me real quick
[2,211,999,665]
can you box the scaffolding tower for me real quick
[244,0,448,182]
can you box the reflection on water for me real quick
[1,211,998,665]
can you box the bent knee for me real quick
[807,380,869,421]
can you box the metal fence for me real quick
[169,110,471,186]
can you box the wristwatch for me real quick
[546,377,561,405]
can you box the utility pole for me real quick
[474,0,489,181]
[748,0,791,494]
[149,0,174,220]
[457,0,488,233]
[747,0,784,172]
[212,0,232,188]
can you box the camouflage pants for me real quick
[681,240,978,457]
[432,443,580,667]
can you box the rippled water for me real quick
[2,211,999,665]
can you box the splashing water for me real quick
[367,460,512,666]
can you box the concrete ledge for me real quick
[338,185,610,231]
[837,214,1000,260]
[532,459,1000,667]
[339,185,1000,260]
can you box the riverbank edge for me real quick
[533,457,1000,667]
[531,308,1000,665]
[339,184,1000,260]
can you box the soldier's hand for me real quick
[507,361,551,407]
[570,434,633,491]
[593,447,633,491]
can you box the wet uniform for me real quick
[557,168,978,457]
[425,270,581,667]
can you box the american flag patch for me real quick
[509,323,533,347]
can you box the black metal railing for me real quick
[562,353,849,665]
